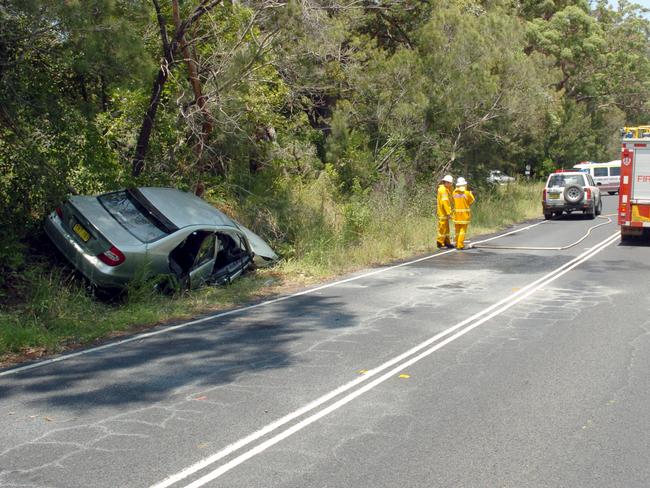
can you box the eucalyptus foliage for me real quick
[2,0,650,287]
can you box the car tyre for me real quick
[544,212,552,220]
[564,184,584,204]
[586,203,596,219]
[595,199,602,216]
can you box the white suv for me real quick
[542,170,602,220]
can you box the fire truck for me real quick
[619,126,650,239]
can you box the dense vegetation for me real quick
[1,0,650,357]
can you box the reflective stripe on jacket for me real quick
[437,184,452,219]
[452,187,475,224]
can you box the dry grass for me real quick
[0,180,544,366]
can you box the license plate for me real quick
[548,192,560,199]
[73,223,91,242]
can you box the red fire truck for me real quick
[619,128,650,239]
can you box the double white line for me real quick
[153,231,621,488]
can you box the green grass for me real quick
[0,181,543,365]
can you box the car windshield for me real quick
[98,190,171,242]
[548,174,584,187]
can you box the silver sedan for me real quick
[44,187,278,290]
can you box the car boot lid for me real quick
[68,195,142,248]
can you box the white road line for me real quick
[0,249,454,377]
[152,231,620,488]
[0,217,592,379]
[0,219,549,377]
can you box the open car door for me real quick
[187,233,218,289]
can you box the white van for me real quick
[573,160,621,194]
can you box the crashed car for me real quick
[44,187,278,290]
[486,170,515,184]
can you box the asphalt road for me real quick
[2,194,649,488]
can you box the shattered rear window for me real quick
[99,190,170,243]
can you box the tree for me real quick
[132,0,222,177]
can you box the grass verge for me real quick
[0,181,543,367]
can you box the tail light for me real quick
[97,246,126,266]
[55,207,64,218]
[543,189,547,200]
[584,188,591,199]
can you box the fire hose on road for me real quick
[469,215,614,251]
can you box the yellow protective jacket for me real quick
[437,184,453,219]
[452,187,475,224]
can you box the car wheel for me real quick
[564,185,584,204]
[544,212,552,220]
[586,203,596,219]
[595,199,602,216]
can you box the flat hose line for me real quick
[469,215,614,251]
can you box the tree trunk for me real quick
[172,0,216,196]
[132,65,169,177]
[131,0,222,179]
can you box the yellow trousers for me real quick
[454,223,468,249]
[437,217,451,247]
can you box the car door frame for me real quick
[187,231,218,289]
[208,231,253,285]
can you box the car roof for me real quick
[138,187,239,229]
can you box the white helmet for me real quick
[456,177,467,186]
[442,174,454,183]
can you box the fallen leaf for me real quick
[195,396,208,401]
[43,417,53,422]
[399,374,410,379]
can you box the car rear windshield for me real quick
[98,190,172,242]
[547,174,585,187]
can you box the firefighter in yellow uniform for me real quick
[436,174,454,249]
[452,177,475,250]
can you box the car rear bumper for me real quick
[543,200,594,211]
[44,212,130,289]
